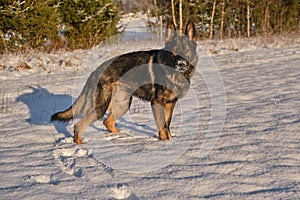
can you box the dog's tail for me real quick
[51,92,85,122]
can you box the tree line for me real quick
[1,0,299,53]
[144,0,299,39]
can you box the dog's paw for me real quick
[158,131,170,140]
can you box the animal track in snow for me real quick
[23,174,57,184]
[53,140,90,177]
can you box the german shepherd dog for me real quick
[51,22,198,144]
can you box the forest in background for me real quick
[123,0,299,38]
[0,0,299,53]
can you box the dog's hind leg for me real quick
[73,110,98,144]
[103,84,132,133]
[103,112,121,133]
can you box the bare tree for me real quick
[209,0,217,39]
[246,0,251,38]
[179,0,183,34]
[264,0,270,35]
[144,0,151,26]
[220,0,225,39]
[153,0,159,26]
[171,0,177,28]
[260,0,270,36]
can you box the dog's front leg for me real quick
[164,101,177,138]
[151,101,170,140]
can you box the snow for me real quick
[1,15,300,199]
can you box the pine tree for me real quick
[0,0,121,53]
[57,0,120,49]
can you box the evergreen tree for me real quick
[0,0,120,53]
[59,0,120,49]
[0,0,62,52]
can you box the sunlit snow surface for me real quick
[0,15,300,199]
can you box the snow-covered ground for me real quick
[0,16,300,199]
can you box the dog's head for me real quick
[173,56,188,73]
[164,21,198,66]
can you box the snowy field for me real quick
[0,17,300,199]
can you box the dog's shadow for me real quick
[16,86,73,137]
[17,86,159,140]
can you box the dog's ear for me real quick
[185,21,196,41]
[165,21,176,43]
